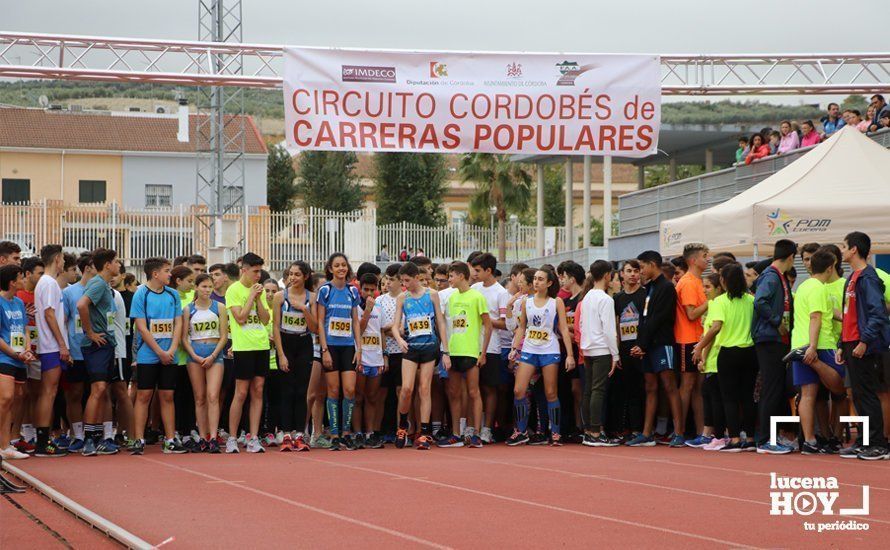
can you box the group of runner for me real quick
[0,230,888,460]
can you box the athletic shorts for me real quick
[792,350,845,387]
[62,359,87,384]
[500,348,514,384]
[27,360,41,381]
[450,355,478,375]
[361,365,383,378]
[642,345,674,374]
[233,349,271,380]
[190,341,224,365]
[0,364,27,383]
[404,347,438,365]
[223,356,235,390]
[82,342,116,384]
[518,351,562,369]
[39,351,62,372]
[323,345,355,373]
[383,353,402,387]
[137,363,178,391]
[110,358,133,384]
[674,343,698,373]
[480,352,503,387]
[436,354,449,379]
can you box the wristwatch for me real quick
[321,347,328,354]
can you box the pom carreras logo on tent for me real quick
[766,209,831,235]
[661,226,682,247]
[342,65,397,83]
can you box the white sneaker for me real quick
[480,427,493,444]
[275,431,285,446]
[246,436,265,453]
[1,445,29,460]
[225,436,240,454]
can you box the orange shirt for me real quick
[674,272,706,344]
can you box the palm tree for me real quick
[459,153,532,261]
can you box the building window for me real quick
[145,184,173,208]
[78,180,106,203]
[1,179,30,204]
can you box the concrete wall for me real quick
[122,154,267,208]
[1,150,123,203]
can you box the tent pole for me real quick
[753,244,759,261]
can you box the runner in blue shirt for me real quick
[1,265,35,460]
[60,253,94,452]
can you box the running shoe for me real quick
[53,434,71,450]
[625,433,655,447]
[0,446,29,460]
[225,437,240,454]
[329,437,342,451]
[237,431,248,446]
[183,437,199,453]
[825,437,842,454]
[129,439,145,455]
[144,428,162,444]
[81,439,97,456]
[35,441,68,458]
[198,439,210,453]
[684,435,714,448]
[218,429,230,440]
[275,431,286,447]
[293,435,310,452]
[756,443,793,455]
[280,434,294,452]
[163,439,187,454]
[741,440,757,452]
[13,439,35,454]
[469,435,483,448]
[719,441,745,453]
[703,437,729,451]
[433,427,450,441]
[590,434,620,447]
[566,431,584,445]
[437,435,464,448]
[668,433,686,448]
[781,345,808,363]
[114,433,127,447]
[383,433,396,445]
[365,433,384,449]
[506,430,529,446]
[528,432,549,446]
[777,435,799,451]
[247,436,266,453]
[262,433,277,447]
[207,438,221,454]
[840,443,864,459]
[312,434,333,449]
[801,441,829,455]
[549,433,563,447]
[858,447,890,461]
[97,439,120,455]
[415,435,431,450]
[479,427,493,444]
[353,433,366,450]
[654,433,672,446]
[395,428,408,449]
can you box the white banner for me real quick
[283,47,660,157]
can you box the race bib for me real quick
[11,331,25,353]
[191,319,220,340]
[619,322,638,342]
[361,334,382,350]
[74,314,83,335]
[407,315,432,338]
[566,311,575,329]
[526,328,551,346]
[281,310,307,334]
[451,314,468,334]
[244,309,263,331]
[107,312,116,334]
[149,318,174,339]
[28,326,38,349]
[328,317,352,338]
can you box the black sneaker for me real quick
[506,430,529,446]
[858,447,890,461]
[782,345,808,363]
[591,434,620,447]
[395,429,408,449]
[840,443,864,459]
[329,437,342,451]
[129,440,145,455]
[825,437,841,454]
[528,432,549,446]
[801,441,829,455]
[162,439,187,454]
[342,435,357,451]
[581,433,597,447]
[353,433,365,450]
[207,438,220,454]
[35,442,68,458]
[719,440,744,453]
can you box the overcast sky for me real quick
[3,0,885,104]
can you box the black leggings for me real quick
[717,346,757,439]
[702,373,725,437]
[278,333,314,432]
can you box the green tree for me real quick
[459,154,532,261]
[643,164,708,188]
[528,165,565,226]
[266,144,298,212]
[373,153,447,225]
[840,94,868,114]
[295,151,364,212]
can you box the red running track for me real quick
[6,444,890,548]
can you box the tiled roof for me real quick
[0,107,267,154]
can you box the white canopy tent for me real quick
[659,125,890,257]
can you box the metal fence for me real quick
[0,200,574,274]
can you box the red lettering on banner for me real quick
[536,125,555,150]
[474,125,492,148]
[293,89,311,115]
[640,101,655,120]
[494,94,511,120]
[379,123,396,149]
[559,95,576,120]
[358,122,378,148]
[493,125,514,150]
[342,91,361,117]
[416,93,435,119]
[618,125,635,150]
[471,95,492,119]
[339,122,357,148]
[637,125,654,149]
[316,121,336,147]
[517,125,535,149]
[515,95,532,119]
[293,120,312,146]
[418,124,440,148]
[599,125,616,150]
[596,95,611,120]
[442,124,460,150]
[450,93,468,119]
[398,124,417,149]
[576,126,595,150]
[536,95,555,119]
[322,90,340,115]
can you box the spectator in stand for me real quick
[800,120,821,148]
[819,102,845,138]
[844,110,869,133]
[398,246,409,262]
[735,137,749,164]
[744,134,770,165]
[377,245,390,262]
[879,111,890,130]
[777,121,799,154]
[868,95,890,133]
[767,131,781,155]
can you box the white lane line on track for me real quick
[139,457,451,550]
[296,454,764,549]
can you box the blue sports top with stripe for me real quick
[317,282,360,346]
[402,289,438,351]
[280,290,312,336]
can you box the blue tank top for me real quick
[280,290,311,336]
[403,289,438,351]
[318,282,360,346]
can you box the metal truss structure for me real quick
[1,32,889,94]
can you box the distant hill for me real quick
[0,81,852,127]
